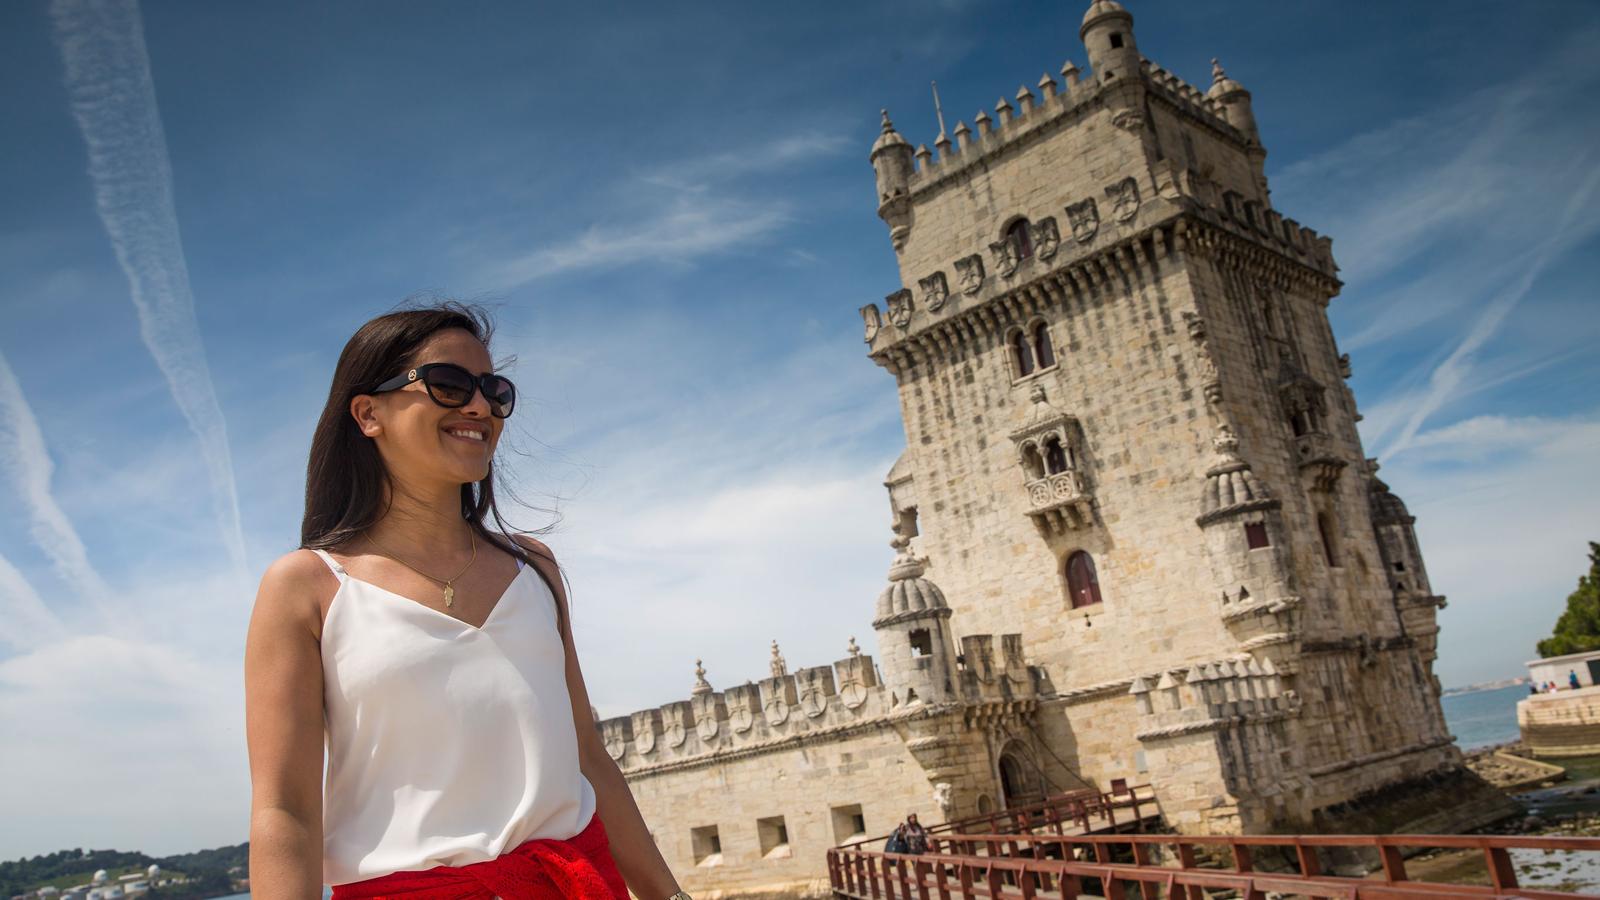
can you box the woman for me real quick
[244,302,689,899]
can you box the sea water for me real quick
[1442,682,1528,750]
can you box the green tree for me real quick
[1538,541,1600,658]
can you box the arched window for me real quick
[1066,551,1103,608]
[1022,444,1046,480]
[1005,218,1034,261]
[1011,329,1035,377]
[1317,513,1340,568]
[1032,322,1055,369]
[1043,435,1069,475]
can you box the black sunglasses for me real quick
[371,362,517,418]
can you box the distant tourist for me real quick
[884,824,910,855]
[1571,670,1582,690]
[903,813,929,854]
[245,303,668,900]
[1531,682,1541,694]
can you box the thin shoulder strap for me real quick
[309,547,347,577]
[515,555,525,570]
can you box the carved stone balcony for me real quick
[1293,430,1345,492]
[1024,470,1094,533]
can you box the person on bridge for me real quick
[1571,670,1582,690]
[903,814,929,854]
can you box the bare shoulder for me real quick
[253,547,341,638]
[508,532,554,558]
[507,533,570,620]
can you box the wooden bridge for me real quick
[827,788,1600,899]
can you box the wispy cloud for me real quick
[0,352,127,633]
[0,552,68,652]
[487,195,790,285]
[49,0,247,577]
[473,131,848,287]
[1274,26,1600,352]
[1379,165,1600,459]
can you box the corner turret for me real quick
[1207,58,1259,143]
[1079,0,1139,83]
[870,109,916,251]
[1208,58,1269,200]
[872,525,961,707]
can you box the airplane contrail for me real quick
[49,0,248,578]
[0,352,130,634]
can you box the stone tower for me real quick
[859,0,1509,832]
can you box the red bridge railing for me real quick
[827,830,1600,899]
[929,785,1159,838]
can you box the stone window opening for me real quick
[1317,512,1341,568]
[1109,32,1125,49]
[1393,560,1406,572]
[909,628,934,657]
[1022,444,1047,480]
[830,804,867,844]
[1065,550,1103,609]
[1011,329,1036,378]
[897,505,920,539]
[691,824,723,866]
[757,815,792,859]
[1043,435,1071,475]
[1004,217,1034,261]
[1244,522,1270,550]
[1032,322,1056,369]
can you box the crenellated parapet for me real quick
[1130,655,1301,741]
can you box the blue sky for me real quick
[2,0,1597,861]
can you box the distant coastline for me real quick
[1442,675,1531,697]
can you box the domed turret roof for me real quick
[1367,472,1413,525]
[1080,0,1131,35]
[873,532,950,625]
[870,109,911,158]
[1207,58,1247,99]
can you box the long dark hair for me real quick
[300,300,569,636]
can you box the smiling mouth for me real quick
[444,429,488,445]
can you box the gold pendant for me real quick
[443,583,455,608]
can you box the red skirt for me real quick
[330,813,629,900]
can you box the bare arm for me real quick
[514,535,683,900]
[245,550,333,900]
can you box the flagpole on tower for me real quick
[931,81,948,142]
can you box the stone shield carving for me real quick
[885,289,913,328]
[730,702,754,734]
[664,716,687,749]
[1107,176,1140,223]
[635,723,656,754]
[763,692,790,727]
[696,714,718,743]
[840,679,869,710]
[955,254,985,296]
[1067,198,1099,243]
[604,733,626,761]
[989,238,1020,278]
[799,684,828,718]
[860,304,881,342]
[919,271,949,311]
[1029,216,1060,260]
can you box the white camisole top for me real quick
[311,547,597,886]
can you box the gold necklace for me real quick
[363,528,478,608]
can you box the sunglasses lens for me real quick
[425,366,475,406]
[487,377,515,417]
